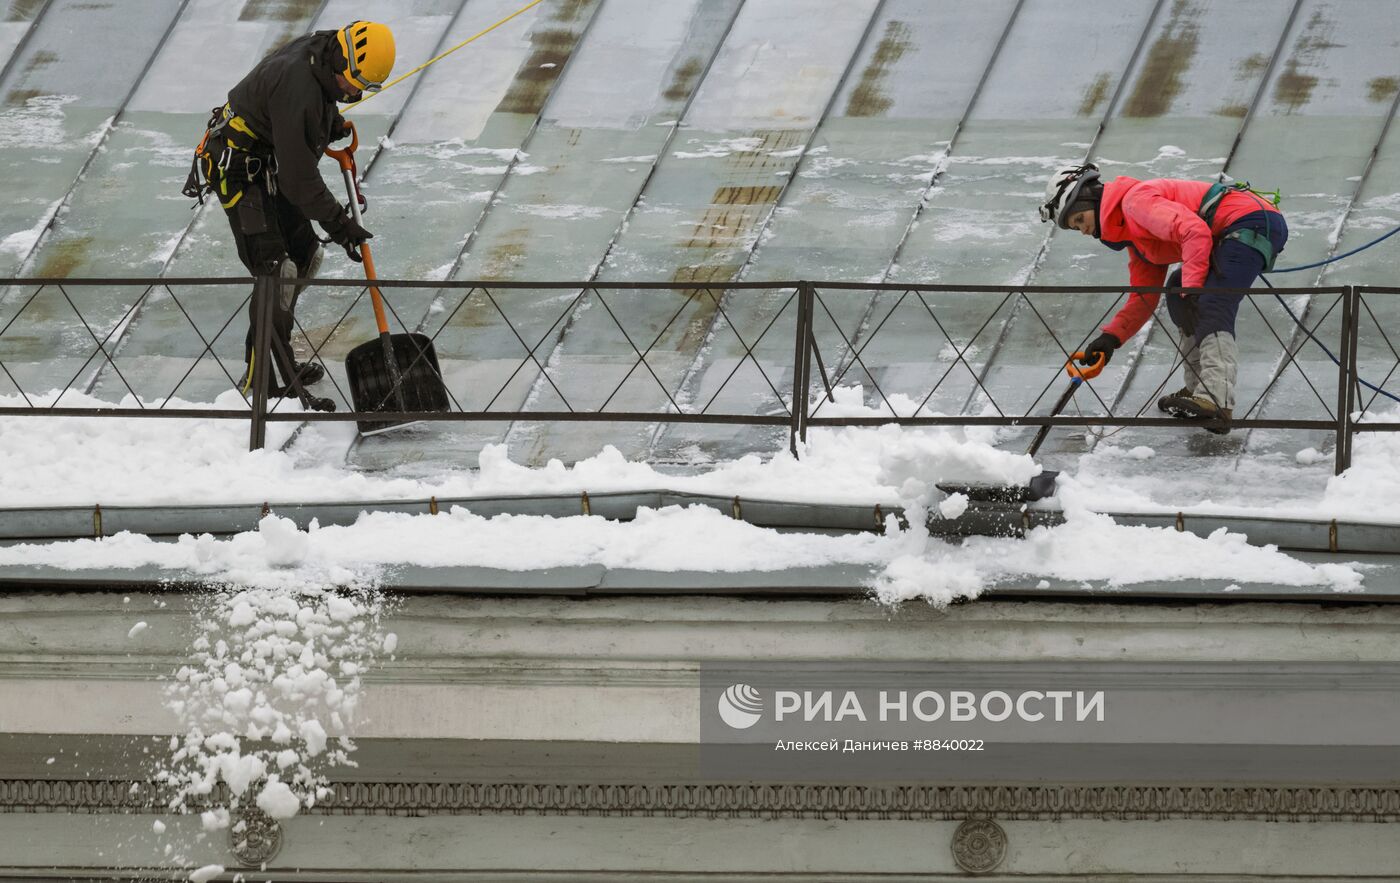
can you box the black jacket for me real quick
[228,31,347,224]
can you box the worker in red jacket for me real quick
[1040,164,1287,434]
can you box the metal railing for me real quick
[0,276,1395,474]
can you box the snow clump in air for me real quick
[156,577,391,829]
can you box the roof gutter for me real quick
[2,494,1397,555]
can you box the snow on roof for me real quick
[0,387,1391,601]
[1,0,1398,599]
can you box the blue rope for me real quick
[1266,222,1400,274]
[1245,206,1400,405]
[1259,275,1400,406]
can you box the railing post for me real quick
[800,282,816,444]
[1344,285,1361,472]
[789,281,811,457]
[248,274,273,452]
[1334,285,1358,475]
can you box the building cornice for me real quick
[3,780,1398,822]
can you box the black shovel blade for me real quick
[345,332,451,434]
[935,471,1060,505]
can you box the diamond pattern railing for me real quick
[1,277,1395,473]
[799,283,1385,476]
[0,277,254,416]
[1349,287,1400,469]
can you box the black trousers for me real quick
[222,180,321,384]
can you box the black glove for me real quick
[1079,331,1120,367]
[321,211,372,262]
[332,119,353,142]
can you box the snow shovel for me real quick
[326,124,451,435]
[936,350,1106,505]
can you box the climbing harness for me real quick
[182,103,277,209]
[1198,179,1281,271]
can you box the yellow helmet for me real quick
[336,21,395,93]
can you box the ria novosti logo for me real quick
[718,684,764,729]
[714,686,1106,729]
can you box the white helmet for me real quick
[1040,163,1101,228]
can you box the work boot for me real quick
[269,361,325,392]
[247,361,323,396]
[290,361,325,386]
[1157,387,1193,416]
[264,382,336,412]
[1160,393,1232,435]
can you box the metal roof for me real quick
[1,0,1398,571]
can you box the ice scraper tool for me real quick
[936,350,1105,505]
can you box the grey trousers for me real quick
[1179,330,1239,410]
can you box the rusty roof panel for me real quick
[682,0,881,131]
[391,0,557,144]
[0,0,183,107]
[544,0,737,128]
[831,0,1017,121]
[1260,0,1400,116]
[972,0,1157,120]
[1116,0,1289,119]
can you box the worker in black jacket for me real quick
[185,21,395,401]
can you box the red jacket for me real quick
[1100,177,1281,342]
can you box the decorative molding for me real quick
[230,806,282,867]
[952,818,1006,873]
[2,781,1400,822]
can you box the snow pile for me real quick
[1056,405,1400,524]
[873,508,1361,604]
[0,510,900,577]
[874,424,1038,508]
[0,387,1010,507]
[0,514,370,589]
[0,386,1377,603]
[157,577,390,826]
[1322,407,1400,518]
[10,501,1356,609]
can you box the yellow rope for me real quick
[344,0,545,111]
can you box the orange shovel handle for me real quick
[324,120,360,171]
[1066,351,1106,381]
[323,123,389,335]
[359,243,389,335]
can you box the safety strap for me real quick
[181,105,225,205]
[183,104,276,208]
[1198,181,1279,273]
[1197,181,1231,228]
[1225,227,1277,272]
